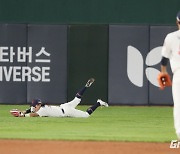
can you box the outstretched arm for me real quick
[10,109,39,117]
[23,112,39,117]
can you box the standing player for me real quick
[10,78,108,118]
[158,11,180,140]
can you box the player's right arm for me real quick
[160,33,171,74]
[24,105,46,117]
[161,57,169,73]
[24,113,39,117]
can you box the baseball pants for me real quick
[172,69,180,139]
[60,97,90,118]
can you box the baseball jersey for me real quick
[162,30,180,73]
[36,105,64,117]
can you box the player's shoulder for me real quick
[166,30,179,39]
[164,30,179,43]
[38,105,47,111]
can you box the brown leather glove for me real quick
[157,72,172,90]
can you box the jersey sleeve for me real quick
[36,107,47,117]
[161,34,172,58]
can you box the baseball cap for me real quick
[31,99,42,107]
[176,11,180,21]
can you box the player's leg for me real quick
[64,99,108,118]
[172,71,180,140]
[65,108,90,118]
[76,78,95,99]
[86,99,108,115]
[67,78,95,108]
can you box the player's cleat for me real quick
[85,78,95,87]
[97,99,109,107]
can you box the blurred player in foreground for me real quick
[158,11,180,140]
[10,78,108,118]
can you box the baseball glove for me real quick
[157,72,172,90]
[10,109,23,117]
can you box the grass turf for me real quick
[0,105,177,142]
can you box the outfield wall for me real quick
[0,24,175,105]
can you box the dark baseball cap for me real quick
[31,99,42,107]
[176,11,180,21]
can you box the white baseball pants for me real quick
[60,97,90,118]
[172,69,180,139]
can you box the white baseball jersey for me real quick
[36,105,64,117]
[162,30,180,73]
[162,29,180,139]
[36,97,89,118]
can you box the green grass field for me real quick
[0,105,176,142]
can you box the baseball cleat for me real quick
[97,99,109,107]
[85,78,95,87]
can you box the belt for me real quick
[61,108,65,114]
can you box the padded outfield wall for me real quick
[0,0,179,105]
[0,24,175,105]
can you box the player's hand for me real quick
[157,72,172,90]
[10,109,24,117]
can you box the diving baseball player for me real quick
[158,11,180,140]
[10,78,108,118]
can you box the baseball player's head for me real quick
[176,11,180,28]
[32,99,42,107]
[31,99,42,112]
